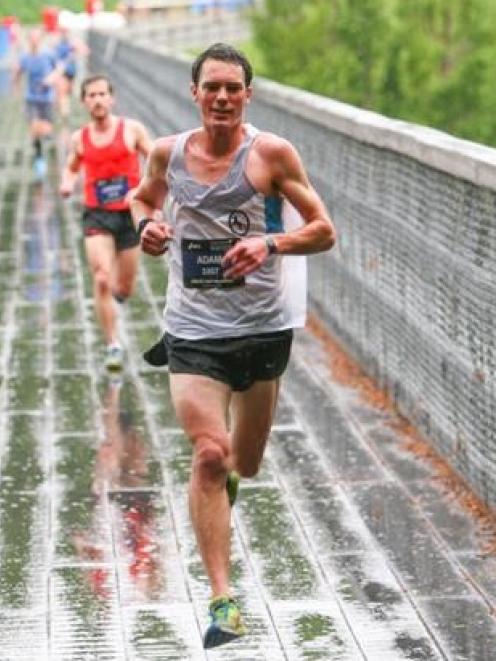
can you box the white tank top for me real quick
[163,123,307,339]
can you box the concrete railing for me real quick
[113,0,256,51]
[121,12,251,52]
[89,31,496,509]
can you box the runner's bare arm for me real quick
[223,135,336,278]
[130,137,174,256]
[269,137,336,254]
[59,130,83,197]
[125,120,155,204]
[131,137,171,218]
[133,120,154,159]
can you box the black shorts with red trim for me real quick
[82,207,139,251]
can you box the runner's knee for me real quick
[93,266,112,294]
[193,436,229,479]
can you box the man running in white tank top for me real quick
[131,43,337,649]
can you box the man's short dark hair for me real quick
[191,43,253,87]
[80,74,114,100]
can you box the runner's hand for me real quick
[222,236,271,278]
[141,221,172,256]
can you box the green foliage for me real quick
[251,0,496,145]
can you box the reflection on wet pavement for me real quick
[0,82,495,661]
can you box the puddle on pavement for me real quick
[53,373,94,433]
[49,376,182,655]
[8,338,47,374]
[7,374,48,410]
[140,372,177,427]
[3,415,44,491]
[50,565,123,660]
[0,492,43,609]
[52,327,87,370]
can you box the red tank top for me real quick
[82,118,141,210]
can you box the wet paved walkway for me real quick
[1,89,496,661]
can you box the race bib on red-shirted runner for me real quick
[95,176,129,205]
[181,238,245,289]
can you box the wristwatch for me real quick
[137,217,153,237]
[265,235,278,255]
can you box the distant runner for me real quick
[60,74,153,370]
[53,28,89,120]
[15,28,58,180]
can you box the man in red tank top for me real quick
[60,74,153,370]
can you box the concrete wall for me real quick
[89,32,496,508]
[122,11,251,52]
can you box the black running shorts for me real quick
[164,329,293,392]
[82,207,139,251]
[26,100,54,122]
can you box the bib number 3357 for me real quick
[182,238,245,289]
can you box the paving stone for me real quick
[125,324,163,359]
[53,434,111,563]
[273,392,299,427]
[124,605,203,659]
[367,426,435,482]
[3,415,45,491]
[52,327,88,371]
[0,610,49,660]
[407,479,482,552]
[456,553,496,604]
[136,372,177,427]
[8,338,47,375]
[53,374,95,434]
[6,374,48,411]
[113,493,189,606]
[349,482,470,598]
[283,358,386,483]
[328,553,441,660]
[237,486,319,600]
[52,296,81,324]
[50,566,125,660]
[269,430,366,553]
[420,597,496,661]
[0,490,48,610]
[271,600,364,660]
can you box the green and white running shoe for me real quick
[226,470,240,507]
[203,594,247,649]
[105,344,124,372]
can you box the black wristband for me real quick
[265,235,278,255]
[137,217,153,237]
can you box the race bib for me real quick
[182,238,244,289]
[95,176,129,205]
